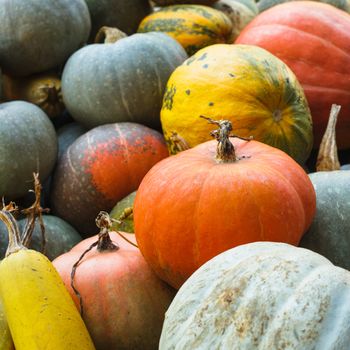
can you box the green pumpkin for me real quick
[300,105,350,269]
[110,191,136,233]
[213,0,258,41]
[57,122,87,159]
[0,215,82,261]
[0,0,91,77]
[0,101,57,199]
[61,32,188,129]
[85,0,152,41]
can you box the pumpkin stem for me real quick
[200,116,252,163]
[316,104,341,172]
[21,173,50,253]
[95,211,119,252]
[0,203,26,257]
[94,26,128,44]
[169,132,190,153]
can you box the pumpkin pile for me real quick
[0,0,350,349]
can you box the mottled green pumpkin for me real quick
[257,0,350,13]
[138,5,233,55]
[85,0,152,41]
[0,0,91,77]
[161,44,313,164]
[57,122,87,159]
[62,32,188,129]
[0,215,82,260]
[0,101,57,199]
[110,191,136,233]
[213,0,258,41]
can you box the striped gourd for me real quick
[138,5,232,55]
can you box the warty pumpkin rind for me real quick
[134,138,316,288]
[159,242,350,349]
[160,44,313,164]
[138,5,233,55]
[235,1,350,148]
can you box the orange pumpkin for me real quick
[53,213,175,350]
[134,119,316,289]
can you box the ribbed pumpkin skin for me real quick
[53,232,175,350]
[300,171,350,270]
[138,5,233,55]
[160,242,350,349]
[235,2,350,148]
[85,0,151,40]
[62,32,187,129]
[0,0,91,77]
[0,101,57,199]
[134,138,316,289]
[161,44,313,164]
[51,122,169,235]
[257,0,350,13]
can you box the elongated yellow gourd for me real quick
[0,211,96,350]
[0,297,14,350]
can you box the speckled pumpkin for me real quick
[138,5,233,55]
[51,122,169,235]
[110,191,136,233]
[160,242,350,349]
[161,44,313,164]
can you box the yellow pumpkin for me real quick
[160,44,313,164]
[138,5,232,55]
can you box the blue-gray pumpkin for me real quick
[0,0,91,77]
[0,101,57,199]
[61,32,188,129]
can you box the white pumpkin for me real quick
[160,242,350,349]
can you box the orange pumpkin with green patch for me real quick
[50,123,169,236]
[161,44,313,164]
[138,5,233,55]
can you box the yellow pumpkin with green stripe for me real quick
[161,44,313,164]
[138,5,232,55]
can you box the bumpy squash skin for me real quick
[160,242,350,349]
[0,250,95,349]
[300,171,350,270]
[51,123,169,235]
[85,0,152,40]
[62,32,187,130]
[0,0,91,77]
[0,298,13,350]
[53,232,175,350]
[134,138,316,289]
[161,44,313,164]
[0,101,58,199]
[235,2,350,149]
[138,5,233,55]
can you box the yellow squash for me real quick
[161,44,313,164]
[138,5,232,55]
[0,211,95,350]
[0,297,14,350]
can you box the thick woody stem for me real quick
[316,104,341,172]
